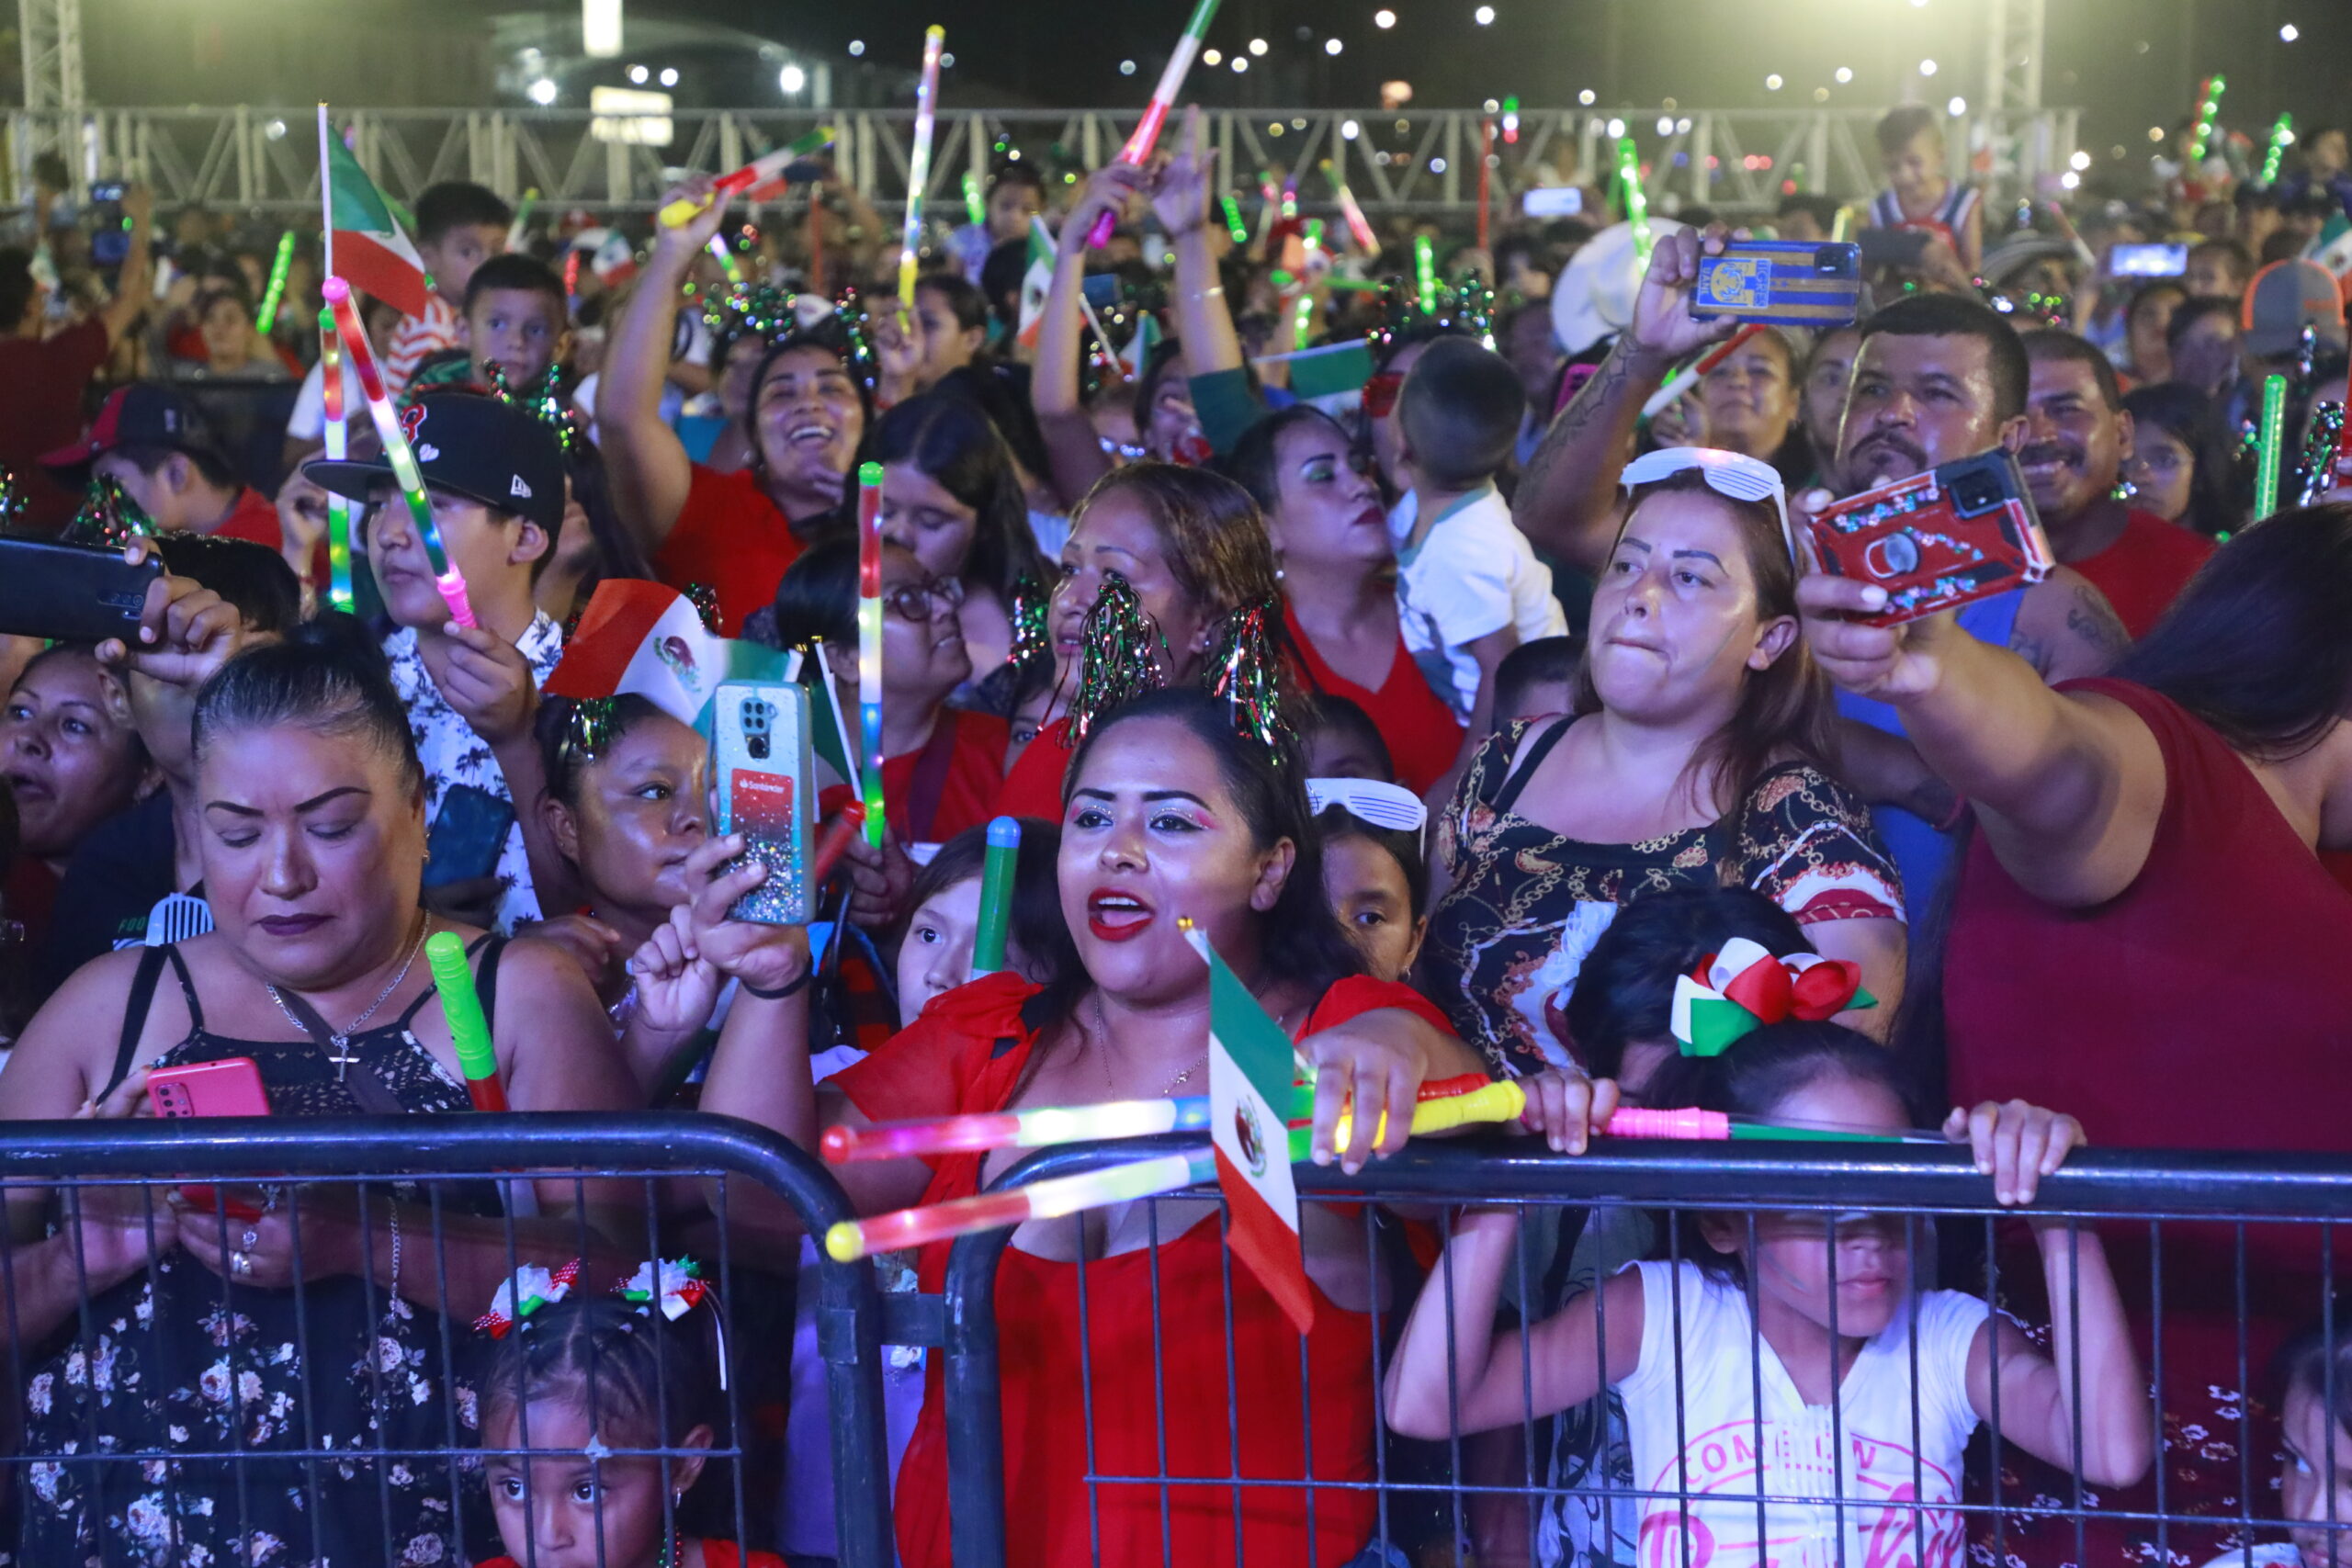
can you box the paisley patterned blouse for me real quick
[1426,717,1905,1077]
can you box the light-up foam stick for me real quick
[657,127,838,229]
[1221,193,1250,246]
[2262,113,2294,186]
[1617,136,1653,263]
[2187,74,2225,164]
[1600,1107,1920,1144]
[898,26,947,308]
[254,231,296,334]
[317,306,354,610]
[962,170,986,228]
[1291,291,1316,351]
[1414,233,1438,313]
[857,461,886,847]
[2256,373,2288,522]
[706,234,743,287]
[322,276,474,628]
[1084,0,1225,249]
[968,817,1020,978]
[426,931,508,1112]
[1321,160,1380,256]
[1641,322,1766,420]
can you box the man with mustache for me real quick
[2017,330,2214,640]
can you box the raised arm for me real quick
[1158,107,1242,381]
[1033,166,1146,508]
[1513,226,1734,575]
[595,177,728,556]
[1799,579,2165,908]
[96,183,155,350]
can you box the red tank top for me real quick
[992,716,1075,822]
[1283,600,1465,795]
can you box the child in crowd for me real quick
[893,818,1068,1022]
[1313,798,1427,985]
[1868,106,1983,275]
[385,180,514,393]
[1301,694,1396,783]
[407,252,572,397]
[2257,1325,2352,1568]
[1393,337,1566,778]
[1487,634,1580,731]
[306,392,569,933]
[476,1282,785,1568]
[1387,1023,2153,1568]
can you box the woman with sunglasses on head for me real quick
[1426,448,1905,1079]
[707,685,1487,1568]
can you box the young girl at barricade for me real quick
[2223,1326,2352,1568]
[1385,1020,2154,1568]
[473,1265,783,1568]
[1312,786,1431,987]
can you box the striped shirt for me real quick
[383,294,460,395]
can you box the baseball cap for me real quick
[39,383,224,483]
[2242,259,2348,358]
[304,392,564,536]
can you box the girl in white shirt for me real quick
[1385,1021,2152,1568]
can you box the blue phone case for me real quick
[713,681,814,926]
[1690,242,1862,327]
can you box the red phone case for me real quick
[1803,451,2054,626]
[149,1059,271,1219]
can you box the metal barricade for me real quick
[935,1135,2352,1568]
[0,1111,894,1568]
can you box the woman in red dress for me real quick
[1227,406,1466,797]
[709,687,1487,1568]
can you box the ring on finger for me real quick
[231,1250,253,1277]
[240,1228,259,1251]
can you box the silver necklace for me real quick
[1091,992,1204,1099]
[266,916,430,1079]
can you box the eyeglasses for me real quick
[883,575,967,623]
[1306,776,1428,837]
[1619,445,1796,563]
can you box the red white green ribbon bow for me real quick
[476,1258,580,1337]
[1668,938,1875,1056]
[620,1258,712,1321]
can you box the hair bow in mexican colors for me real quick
[1669,938,1875,1056]
[476,1258,581,1337]
[619,1257,713,1321]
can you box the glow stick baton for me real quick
[1221,193,1250,246]
[968,817,1021,978]
[425,931,508,1112]
[2262,113,2294,186]
[962,170,986,228]
[1414,233,1438,313]
[1291,290,1316,351]
[1084,0,1225,249]
[826,1145,1219,1261]
[657,127,837,228]
[898,26,946,308]
[1321,161,1380,256]
[1618,136,1653,263]
[254,231,295,333]
[2256,373,2288,521]
[317,306,354,610]
[504,186,539,253]
[857,461,887,847]
[810,801,865,890]
[1601,1106,1927,1144]
[322,277,475,628]
[1476,116,1495,251]
[2187,75,2225,164]
[1641,322,1766,419]
[706,234,743,287]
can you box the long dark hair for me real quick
[1571,466,1838,816]
[1220,404,1351,516]
[870,392,1043,603]
[2119,382,2239,539]
[1562,888,1809,1081]
[2114,503,2352,761]
[745,328,874,509]
[1023,687,1363,1034]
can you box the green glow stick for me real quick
[2262,113,2294,186]
[968,817,1020,978]
[317,306,354,611]
[963,169,985,227]
[1617,136,1652,262]
[254,231,295,334]
[1291,290,1316,350]
[1414,232,1437,313]
[1221,193,1249,245]
[2188,74,2225,164]
[2256,373,2288,521]
[425,931,507,1111]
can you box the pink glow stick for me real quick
[1084,0,1223,248]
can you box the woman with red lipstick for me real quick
[994,463,1282,818]
[0,616,640,1567]
[730,688,1486,1567]
[1226,406,1466,797]
[1425,450,1905,1079]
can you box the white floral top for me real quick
[383,614,563,935]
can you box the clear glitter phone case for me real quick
[714,682,813,925]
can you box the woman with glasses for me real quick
[1425,448,1905,1078]
[766,536,1004,849]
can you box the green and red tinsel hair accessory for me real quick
[702,281,797,338]
[486,362,583,454]
[63,474,154,549]
[683,582,722,635]
[0,468,28,533]
[1006,572,1052,679]
[1204,598,1286,754]
[1065,570,1168,747]
[2297,400,2346,507]
[558,696,619,769]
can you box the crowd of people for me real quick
[0,92,2344,1568]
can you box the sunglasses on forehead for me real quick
[1619,446,1797,564]
[1306,776,1428,838]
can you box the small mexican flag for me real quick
[1015,216,1057,349]
[323,125,432,321]
[1186,921,1317,1336]
[1117,310,1162,382]
[1285,340,1375,415]
[542,580,797,736]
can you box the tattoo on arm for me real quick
[1515,337,1646,553]
[2064,585,2130,666]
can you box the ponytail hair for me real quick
[478,1292,721,1451]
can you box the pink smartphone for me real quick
[148,1059,271,1218]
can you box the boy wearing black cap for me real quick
[40,384,286,556]
[306,392,568,934]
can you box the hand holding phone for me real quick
[148,1058,272,1220]
[714,681,814,925]
[1690,241,1862,327]
[1800,451,2053,626]
[0,537,161,645]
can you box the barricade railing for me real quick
[935,1135,2352,1568]
[0,1111,894,1568]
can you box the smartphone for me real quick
[2109,242,2188,278]
[149,1057,271,1119]
[423,784,516,889]
[714,680,814,926]
[1856,227,1934,270]
[1690,241,1862,327]
[0,537,161,643]
[89,181,126,204]
[1521,186,1585,219]
[1803,450,2054,626]
[1080,274,1123,310]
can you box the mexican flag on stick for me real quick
[1184,919,1317,1336]
[542,581,797,736]
[320,108,431,321]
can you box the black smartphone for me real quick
[1857,228,1933,270]
[89,181,125,204]
[424,784,516,888]
[0,537,160,643]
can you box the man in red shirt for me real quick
[0,183,155,529]
[2018,329,2215,639]
[39,382,292,560]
